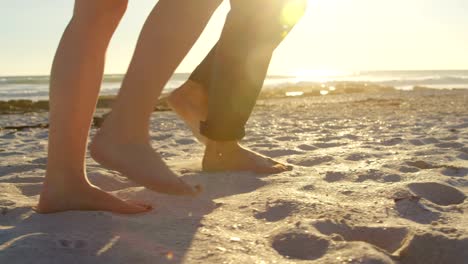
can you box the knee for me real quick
[72,0,128,29]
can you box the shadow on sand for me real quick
[0,170,267,264]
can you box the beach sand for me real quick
[0,89,467,263]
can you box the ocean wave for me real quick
[1,71,467,101]
[376,76,468,86]
[0,73,194,85]
[2,73,468,85]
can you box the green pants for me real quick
[190,0,306,141]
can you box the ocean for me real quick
[1,70,467,101]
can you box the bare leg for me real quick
[37,0,151,214]
[90,0,222,194]
[168,81,291,174]
[168,0,305,173]
[168,81,209,144]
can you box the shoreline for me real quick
[1,88,466,131]
[1,82,466,115]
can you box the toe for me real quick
[261,163,291,174]
[126,200,153,210]
[116,202,152,214]
[271,164,289,173]
[266,157,293,171]
[161,179,203,196]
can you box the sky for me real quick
[0,0,467,76]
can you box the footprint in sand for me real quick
[399,166,420,173]
[341,134,360,141]
[312,220,409,253]
[345,152,372,161]
[300,184,315,191]
[254,200,298,222]
[316,136,341,142]
[355,171,383,182]
[274,136,299,142]
[420,137,439,144]
[398,233,468,264]
[16,183,42,196]
[435,142,464,149]
[461,147,468,154]
[0,175,44,184]
[287,156,334,167]
[439,135,458,141]
[30,157,47,165]
[271,230,329,260]
[249,143,280,149]
[0,133,16,140]
[408,182,466,206]
[355,170,400,183]
[258,149,304,158]
[381,138,404,146]
[441,166,468,177]
[0,164,44,177]
[297,144,318,151]
[151,134,172,141]
[394,197,441,224]
[314,142,346,149]
[323,171,347,182]
[448,123,468,130]
[406,160,437,170]
[175,138,197,145]
[457,152,468,160]
[383,174,402,182]
[409,137,442,146]
[408,139,425,146]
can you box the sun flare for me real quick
[280,0,308,28]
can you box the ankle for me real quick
[43,170,90,190]
[206,140,240,154]
[171,80,206,101]
[97,111,150,141]
[93,126,150,146]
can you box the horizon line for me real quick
[2,69,468,78]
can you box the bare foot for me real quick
[167,80,208,144]
[90,131,201,196]
[203,141,292,173]
[36,179,151,214]
[168,80,292,174]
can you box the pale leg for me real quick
[37,0,151,214]
[90,0,222,194]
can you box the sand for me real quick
[0,89,467,264]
